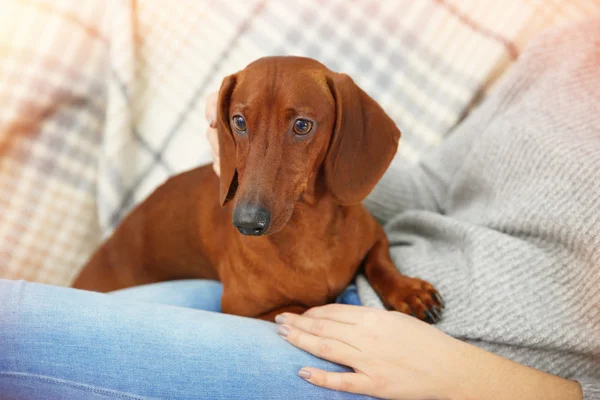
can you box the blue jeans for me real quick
[0,279,374,399]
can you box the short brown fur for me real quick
[73,56,442,321]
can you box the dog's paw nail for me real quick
[423,310,437,324]
[430,306,443,322]
[433,292,445,309]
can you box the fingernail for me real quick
[275,314,286,324]
[298,369,311,379]
[209,114,217,128]
[277,325,289,338]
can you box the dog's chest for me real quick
[219,225,368,315]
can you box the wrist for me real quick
[447,340,583,400]
[440,339,482,400]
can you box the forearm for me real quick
[450,339,582,400]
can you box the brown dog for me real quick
[72,56,443,323]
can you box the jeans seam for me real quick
[0,372,158,400]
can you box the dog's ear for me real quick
[324,73,401,205]
[217,74,238,206]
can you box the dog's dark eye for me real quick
[232,115,247,132]
[293,119,313,135]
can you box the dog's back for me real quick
[72,165,224,291]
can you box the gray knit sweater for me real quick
[358,20,600,398]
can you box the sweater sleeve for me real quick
[579,378,600,400]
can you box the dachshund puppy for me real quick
[73,56,443,323]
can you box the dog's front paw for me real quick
[385,278,444,324]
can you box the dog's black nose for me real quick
[232,204,271,236]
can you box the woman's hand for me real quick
[276,304,465,399]
[276,304,583,400]
[205,92,220,176]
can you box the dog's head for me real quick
[216,56,400,236]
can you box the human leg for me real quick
[0,279,374,400]
[109,279,223,311]
[108,279,360,310]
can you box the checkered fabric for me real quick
[0,0,108,284]
[1,0,599,286]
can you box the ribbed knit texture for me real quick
[359,20,600,397]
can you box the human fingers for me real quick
[205,92,218,127]
[278,323,362,367]
[302,304,381,325]
[296,368,373,396]
[276,312,359,347]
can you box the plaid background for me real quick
[1,0,599,286]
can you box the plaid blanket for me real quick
[1,0,599,286]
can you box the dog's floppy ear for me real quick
[324,73,401,205]
[217,74,238,206]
